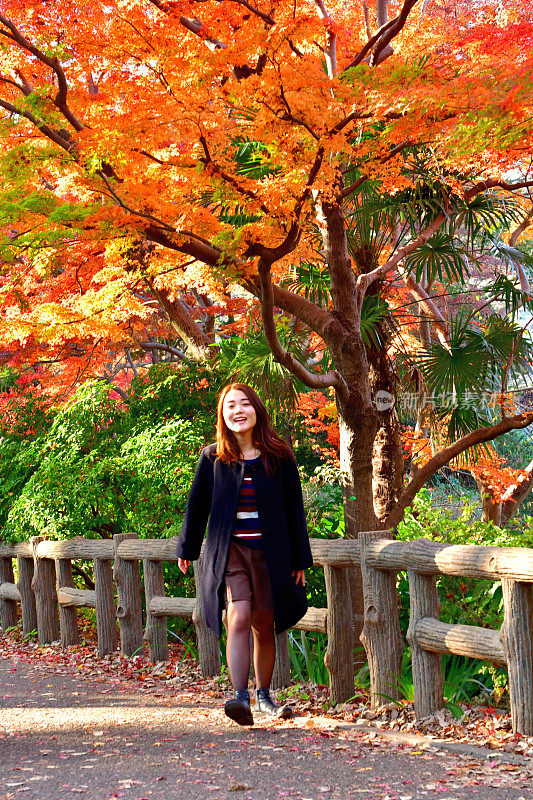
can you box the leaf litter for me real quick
[1,628,533,799]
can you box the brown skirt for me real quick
[224,540,274,611]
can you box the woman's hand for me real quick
[292,569,305,586]
[178,558,191,574]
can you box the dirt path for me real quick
[1,654,532,800]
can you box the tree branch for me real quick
[465,179,533,197]
[386,411,533,528]
[340,141,412,200]
[343,8,403,72]
[198,130,271,213]
[359,180,533,295]
[313,0,337,77]
[397,265,450,347]
[139,341,193,364]
[0,13,83,131]
[0,97,74,153]
[228,0,274,25]
[257,257,349,399]
[144,279,214,361]
[369,0,419,66]
[509,207,533,247]
[146,0,226,49]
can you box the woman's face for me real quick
[222,389,257,436]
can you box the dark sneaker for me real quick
[224,689,254,726]
[256,688,294,719]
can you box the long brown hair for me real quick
[216,383,294,473]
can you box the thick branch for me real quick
[509,208,533,246]
[343,0,417,72]
[386,411,533,528]
[144,224,338,340]
[369,0,419,66]
[343,16,398,71]
[465,179,533,197]
[144,280,213,361]
[258,258,349,399]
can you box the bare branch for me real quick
[362,1,372,37]
[357,211,447,293]
[139,341,193,364]
[376,0,388,27]
[386,410,533,527]
[125,348,139,378]
[465,179,533,197]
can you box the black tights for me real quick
[226,600,276,691]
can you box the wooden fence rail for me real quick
[1,533,533,735]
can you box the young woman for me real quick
[176,383,313,726]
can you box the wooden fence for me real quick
[1,532,532,735]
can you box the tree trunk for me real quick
[317,199,381,667]
[368,341,404,523]
[475,474,502,525]
[501,458,533,526]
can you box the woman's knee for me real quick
[227,600,252,634]
[251,608,275,638]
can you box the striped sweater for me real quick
[233,457,264,548]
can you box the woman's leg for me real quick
[226,599,252,690]
[251,607,276,689]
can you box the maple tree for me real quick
[1,0,533,565]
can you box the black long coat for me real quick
[175,445,313,636]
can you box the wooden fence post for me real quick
[17,556,38,636]
[94,558,117,657]
[143,559,168,663]
[407,570,444,719]
[193,558,220,677]
[0,556,18,631]
[271,632,291,689]
[501,579,533,736]
[113,533,143,657]
[359,531,404,709]
[56,558,79,647]
[31,537,60,644]
[324,564,354,703]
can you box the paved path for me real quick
[1,657,532,800]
